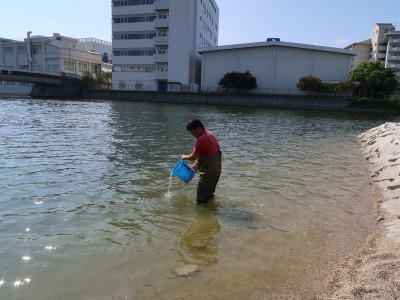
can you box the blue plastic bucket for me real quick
[171,160,195,183]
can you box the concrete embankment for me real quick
[82,89,356,112]
[317,122,400,299]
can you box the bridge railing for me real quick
[0,65,64,78]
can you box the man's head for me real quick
[186,118,205,138]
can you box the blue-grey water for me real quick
[0,98,398,299]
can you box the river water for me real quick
[0,98,398,299]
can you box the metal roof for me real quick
[199,40,357,56]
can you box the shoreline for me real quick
[316,122,400,299]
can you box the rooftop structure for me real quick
[78,37,113,64]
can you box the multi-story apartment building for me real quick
[383,30,400,75]
[111,0,219,92]
[371,23,395,62]
[346,23,400,76]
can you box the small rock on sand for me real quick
[175,264,199,277]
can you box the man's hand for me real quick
[181,152,199,161]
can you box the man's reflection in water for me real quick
[180,201,221,267]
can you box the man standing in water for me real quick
[181,119,222,205]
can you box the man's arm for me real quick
[181,151,199,161]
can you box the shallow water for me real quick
[0,98,398,299]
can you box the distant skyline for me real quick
[1,0,399,48]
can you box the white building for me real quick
[345,23,400,76]
[200,41,356,94]
[0,33,107,95]
[371,23,395,63]
[111,0,219,92]
[345,39,371,71]
[383,30,400,76]
[1,33,104,75]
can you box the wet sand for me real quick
[314,122,400,299]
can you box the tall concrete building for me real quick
[371,23,395,63]
[346,23,400,76]
[111,0,219,92]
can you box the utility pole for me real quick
[27,31,33,70]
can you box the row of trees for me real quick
[297,61,399,98]
[217,61,399,98]
[296,76,356,94]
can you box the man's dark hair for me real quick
[186,118,204,131]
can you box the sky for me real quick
[1,0,399,48]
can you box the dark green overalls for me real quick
[196,151,222,205]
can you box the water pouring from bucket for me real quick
[167,160,196,197]
[171,160,195,183]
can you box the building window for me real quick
[157,64,168,72]
[18,46,27,55]
[113,64,156,72]
[119,81,126,89]
[112,14,156,24]
[113,31,156,40]
[32,45,43,55]
[78,62,89,73]
[47,64,59,71]
[64,60,75,72]
[113,48,156,56]
[4,47,14,55]
[32,65,44,70]
[157,47,167,54]
[157,29,167,37]
[135,82,143,90]
[112,0,155,7]
[91,64,100,74]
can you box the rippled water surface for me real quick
[0,98,398,299]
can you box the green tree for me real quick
[335,81,357,93]
[296,75,324,93]
[218,71,257,91]
[96,71,112,89]
[82,71,112,89]
[349,61,399,98]
[82,71,95,88]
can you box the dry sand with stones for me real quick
[315,122,400,300]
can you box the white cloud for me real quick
[335,38,349,45]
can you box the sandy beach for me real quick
[315,122,400,299]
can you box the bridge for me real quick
[0,66,84,98]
